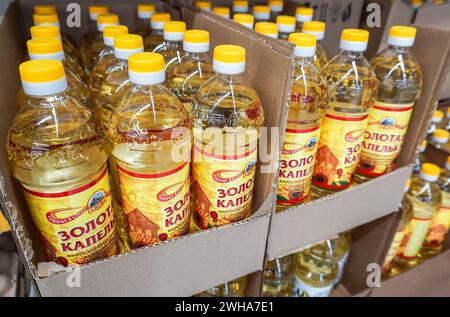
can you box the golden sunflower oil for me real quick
[293,249,338,297]
[136,4,156,39]
[295,7,313,31]
[80,5,109,73]
[32,13,81,66]
[311,29,378,197]
[255,22,278,39]
[355,27,422,183]
[85,14,119,74]
[17,38,91,110]
[233,13,254,29]
[8,60,117,266]
[30,25,89,83]
[276,16,296,40]
[262,255,295,297]
[382,179,413,278]
[233,0,249,14]
[276,33,327,208]
[166,30,214,112]
[212,7,231,19]
[195,1,212,11]
[269,0,284,22]
[108,52,191,248]
[420,156,450,258]
[429,129,449,150]
[153,21,186,74]
[89,25,129,104]
[390,163,441,276]
[197,276,248,297]
[413,139,427,174]
[302,21,331,70]
[190,45,264,231]
[144,13,171,52]
[428,110,444,135]
[253,5,271,23]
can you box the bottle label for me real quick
[293,277,333,297]
[423,191,450,248]
[358,102,414,176]
[277,126,321,205]
[400,216,433,258]
[383,230,406,271]
[192,144,257,229]
[116,162,190,247]
[23,166,117,266]
[312,112,369,189]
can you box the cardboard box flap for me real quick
[266,166,411,260]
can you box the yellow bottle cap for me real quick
[97,13,119,25]
[253,5,270,13]
[129,52,165,73]
[288,32,316,47]
[33,13,59,25]
[163,21,187,33]
[34,5,56,14]
[389,26,416,38]
[276,15,296,26]
[27,38,63,55]
[30,25,60,39]
[433,128,449,139]
[233,0,248,6]
[410,0,423,5]
[89,5,109,15]
[0,212,9,233]
[138,4,156,13]
[213,6,230,17]
[422,139,427,147]
[255,22,278,37]
[104,25,129,39]
[151,12,171,22]
[233,13,254,25]
[269,0,283,11]
[433,110,444,119]
[341,29,369,42]
[196,1,212,10]
[184,30,209,44]
[114,34,144,50]
[296,7,313,16]
[19,59,65,83]
[303,21,326,32]
[214,44,245,63]
[421,163,441,177]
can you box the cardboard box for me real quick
[0,1,294,296]
[266,25,450,261]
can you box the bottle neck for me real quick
[164,39,183,49]
[387,45,411,53]
[340,49,365,58]
[139,17,151,24]
[152,28,163,36]
[185,51,209,61]
[294,55,315,65]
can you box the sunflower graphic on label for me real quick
[358,102,414,176]
[277,125,321,205]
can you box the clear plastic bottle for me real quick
[233,0,249,14]
[195,1,212,11]
[443,107,450,131]
[356,26,422,183]
[276,33,327,208]
[30,26,89,83]
[166,30,215,112]
[295,7,313,31]
[135,4,156,39]
[293,249,338,297]
[382,179,413,278]
[108,52,191,247]
[96,34,144,134]
[413,139,427,174]
[302,21,330,70]
[197,276,247,297]
[17,38,91,110]
[8,59,117,266]
[233,13,254,29]
[80,5,109,72]
[253,5,271,23]
[144,13,171,52]
[262,255,295,297]
[428,110,444,136]
[32,13,81,66]
[429,129,449,150]
[269,0,284,22]
[420,156,450,258]
[190,45,264,231]
[390,163,441,276]
[311,29,378,197]
[276,15,296,40]
[153,21,186,74]
[212,6,231,19]
[85,14,119,74]
[89,25,129,104]
[255,22,278,39]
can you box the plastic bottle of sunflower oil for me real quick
[269,0,284,22]
[413,139,427,174]
[232,0,249,14]
[276,15,296,40]
[255,22,278,38]
[302,21,331,69]
[295,7,313,31]
[153,21,186,74]
[197,276,248,297]
[262,255,295,297]
[233,13,254,29]
[428,110,444,136]
[253,5,271,23]
[136,4,156,39]
[144,13,171,51]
